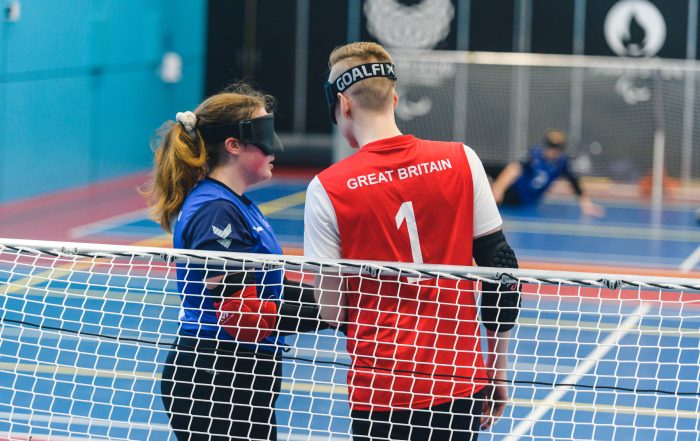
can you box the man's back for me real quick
[304,134,501,410]
[307,135,501,262]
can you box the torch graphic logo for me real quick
[604,0,666,58]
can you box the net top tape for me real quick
[1,237,698,292]
[390,49,700,72]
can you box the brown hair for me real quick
[143,83,275,232]
[328,42,395,113]
[545,130,567,149]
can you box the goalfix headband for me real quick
[323,62,397,124]
[198,113,284,155]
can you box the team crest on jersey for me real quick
[212,224,233,249]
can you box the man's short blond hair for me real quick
[329,42,395,113]
[545,130,567,149]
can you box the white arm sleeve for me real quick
[464,145,503,237]
[303,176,341,259]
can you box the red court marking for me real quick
[0,436,75,441]
[0,172,150,242]
[522,284,700,305]
[0,169,318,245]
[522,260,700,279]
[282,246,700,280]
[0,436,100,441]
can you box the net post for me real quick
[651,68,665,223]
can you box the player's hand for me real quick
[579,196,605,218]
[480,370,508,430]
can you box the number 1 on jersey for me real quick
[395,201,423,264]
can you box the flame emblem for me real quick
[604,0,666,57]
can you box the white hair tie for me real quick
[175,111,197,136]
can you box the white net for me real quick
[0,239,699,440]
[389,50,700,188]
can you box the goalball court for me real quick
[0,175,698,440]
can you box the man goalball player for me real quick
[487,130,605,217]
[304,42,521,440]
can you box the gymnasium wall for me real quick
[0,0,207,203]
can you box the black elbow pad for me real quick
[473,231,521,333]
[277,301,329,335]
[277,281,331,335]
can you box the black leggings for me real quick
[160,338,281,441]
[351,394,483,441]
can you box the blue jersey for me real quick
[173,177,284,351]
[512,145,570,205]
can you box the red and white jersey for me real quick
[304,134,502,411]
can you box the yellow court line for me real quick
[0,191,309,297]
[510,397,700,420]
[1,261,94,296]
[266,208,305,221]
[0,226,179,297]
[516,317,700,338]
[258,190,307,216]
[5,291,696,337]
[128,190,308,248]
[8,286,181,304]
[131,233,172,247]
[3,362,697,420]
[1,362,156,380]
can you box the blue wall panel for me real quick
[91,63,206,181]
[0,0,207,203]
[90,1,162,66]
[2,77,92,201]
[166,0,209,59]
[3,0,93,74]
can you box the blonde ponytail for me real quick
[143,122,208,232]
[144,84,273,232]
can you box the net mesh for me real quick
[0,239,698,440]
[390,50,700,186]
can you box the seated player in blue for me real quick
[487,130,605,217]
[145,83,327,441]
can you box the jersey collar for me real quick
[204,177,252,206]
[360,134,417,152]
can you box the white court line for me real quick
[0,431,111,441]
[69,208,150,239]
[680,245,700,273]
[502,302,651,441]
[0,414,347,441]
[503,219,700,242]
[282,435,349,441]
[67,179,281,239]
[0,412,170,431]
[68,187,305,239]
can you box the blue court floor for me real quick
[1,176,699,440]
[61,177,700,275]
